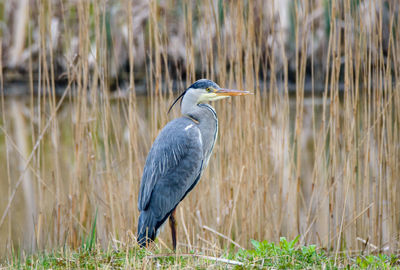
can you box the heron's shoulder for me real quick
[162,117,200,135]
[155,117,202,146]
[166,116,198,128]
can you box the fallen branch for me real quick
[145,253,244,266]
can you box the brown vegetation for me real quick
[0,0,399,258]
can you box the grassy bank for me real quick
[3,238,399,269]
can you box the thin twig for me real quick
[202,225,243,249]
[180,207,192,250]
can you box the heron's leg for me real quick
[169,208,177,250]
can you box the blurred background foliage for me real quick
[0,0,397,92]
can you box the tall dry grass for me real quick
[0,0,399,258]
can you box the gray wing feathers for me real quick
[138,118,203,215]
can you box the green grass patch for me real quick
[1,238,399,269]
[231,237,399,269]
[233,236,329,268]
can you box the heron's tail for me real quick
[137,210,157,248]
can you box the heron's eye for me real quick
[206,87,211,92]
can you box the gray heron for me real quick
[137,79,250,250]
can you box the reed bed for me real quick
[0,0,399,259]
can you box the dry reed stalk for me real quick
[0,39,13,252]
[9,0,29,67]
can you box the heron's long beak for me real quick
[215,88,251,96]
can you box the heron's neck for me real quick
[181,102,217,123]
[183,103,218,167]
[181,92,198,116]
[180,92,218,133]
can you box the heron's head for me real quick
[168,79,250,113]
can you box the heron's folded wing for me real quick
[137,119,203,213]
